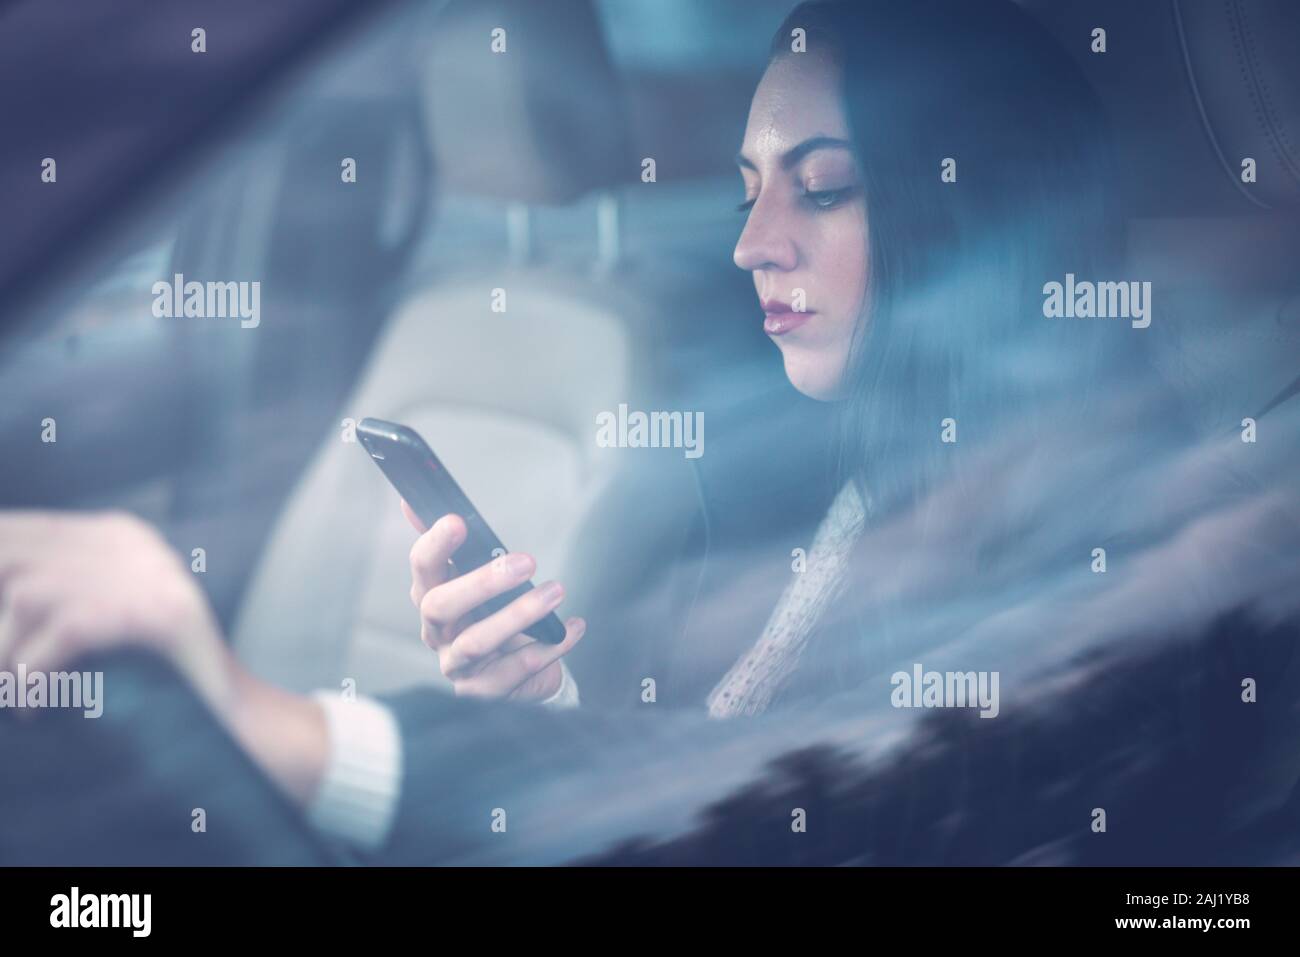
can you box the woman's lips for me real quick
[763,309,814,336]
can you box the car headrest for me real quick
[1018,0,1300,215]
[422,0,632,205]
[1173,0,1300,211]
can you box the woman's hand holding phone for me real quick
[402,500,585,701]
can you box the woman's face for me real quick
[734,51,869,401]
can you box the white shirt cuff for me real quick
[539,658,581,709]
[307,691,403,851]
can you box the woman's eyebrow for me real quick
[734,135,854,171]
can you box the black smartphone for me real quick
[356,417,567,644]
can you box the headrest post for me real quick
[593,190,622,274]
[506,202,533,264]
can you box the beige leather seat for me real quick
[232,0,639,694]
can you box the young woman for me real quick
[399,0,1155,713]
[7,0,1256,854]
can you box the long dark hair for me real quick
[770,0,1148,519]
[762,0,1193,702]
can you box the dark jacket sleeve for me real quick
[364,685,812,865]
[362,594,1300,867]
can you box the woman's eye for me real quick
[736,187,854,214]
[804,187,851,210]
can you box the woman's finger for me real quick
[439,580,564,678]
[408,513,466,600]
[0,573,62,669]
[14,610,94,676]
[400,498,427,534]
[418,550,536,629]
[439,631,529,679]
[454,618,586,699]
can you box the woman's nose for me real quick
[733,195,797,273]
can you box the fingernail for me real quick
[504,553,533,577]
[537,580,564,605]
[568,617,586,638]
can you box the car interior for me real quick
[1,0,1298,864]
